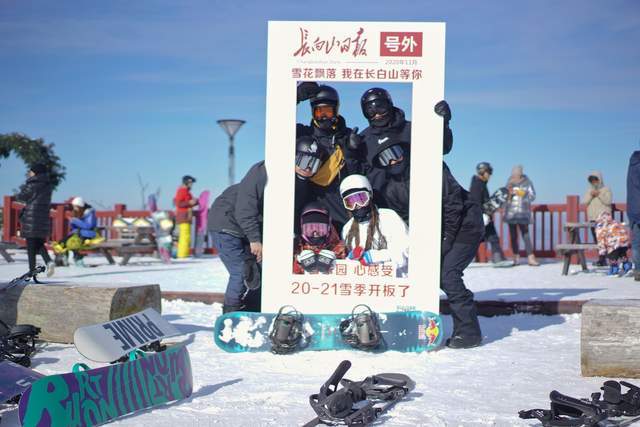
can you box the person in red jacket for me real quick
[174,175,198,258]
[293,202,346,274]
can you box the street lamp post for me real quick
[217,119,246,186]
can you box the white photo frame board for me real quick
[262,21,445,314]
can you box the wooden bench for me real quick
[84,226,157,266]
[556,243,599,275]
[581,299,640,378]
[0,241,17,263]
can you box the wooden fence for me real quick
[3,195,629,261]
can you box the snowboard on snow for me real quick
[74,308,180,363]
[214,309,442,353]
[483,187,509,216]
[0,361,44,403]
[18,344,193,427]
[0,266,46,292]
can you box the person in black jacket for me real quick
[209,161,266,313]
[296,83,366,230]
[469,162,511,267]
[208,140,315,313]
[356,87,453,219]
[442,163,485,348]
[627,150,640,281]
[15,163,55,276]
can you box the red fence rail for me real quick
[475,195,628,262]
[3,195,629,261]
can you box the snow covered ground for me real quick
[1,251,640,426]
[1,251,638,301]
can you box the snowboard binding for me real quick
[0,319,41,367]
[339,305,383,351]
[588,380,640,417]
[269,305,307,354]
[305,360,415,426]
[519,390,608,426]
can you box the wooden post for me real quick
[53,204,66,242]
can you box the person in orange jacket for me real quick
[174,175,198,257]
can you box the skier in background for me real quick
[174,175,198,258]
[339,174,409,277]
[15,163,55,276]
[52,197,102,266]
[293,202,346,274]
[583,171,612,267]
[503,165,539,266]
[469,162,511,267]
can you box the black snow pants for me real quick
[485,221,505,262]
[441,241,482,339]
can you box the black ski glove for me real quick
[348,127,362,151]
[297,249,318,272]
[297,82,320,104]
[317,249,337,273]
[434,100,451,122]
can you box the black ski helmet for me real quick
[295,135,327,180]
[300,202,332,245]
[476,162,493,175]
[182,175,196,185]
[310,85,339,130]
[360,87,394,126]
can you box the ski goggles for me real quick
[342,190,371,211]
[377,145,404,167]
[363,99,392,120]
[313,105,336,120]
[295,153,323,175]
[302,222,330,239]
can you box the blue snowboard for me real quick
[214,310,442,353]
[0,361,44,402]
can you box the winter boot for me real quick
[445,335,482,349]
[608,263,620,276]
[46,261,55,278]
[528,254,540,266]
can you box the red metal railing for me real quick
[3,195,629,261]
[475,195,628,262]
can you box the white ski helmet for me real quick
[71,197,85,208]
[339,174,372,197]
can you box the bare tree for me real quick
[137,173,150,210]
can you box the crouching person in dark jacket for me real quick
[15,163,54,276]
[208,161,266,313]
[442,163,484,349]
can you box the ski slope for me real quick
[1,252,640,425]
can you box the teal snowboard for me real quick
[18,344,193,427]
[214,310,442,353]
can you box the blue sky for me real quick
[1,1,639,208]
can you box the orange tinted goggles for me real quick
[313,105,336,120]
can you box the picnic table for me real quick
[93,226,157,266]
[555,222,598,275]
[0,241,17,263]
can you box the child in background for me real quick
[595,211,632,276]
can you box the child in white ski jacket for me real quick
[339,174,409,277]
